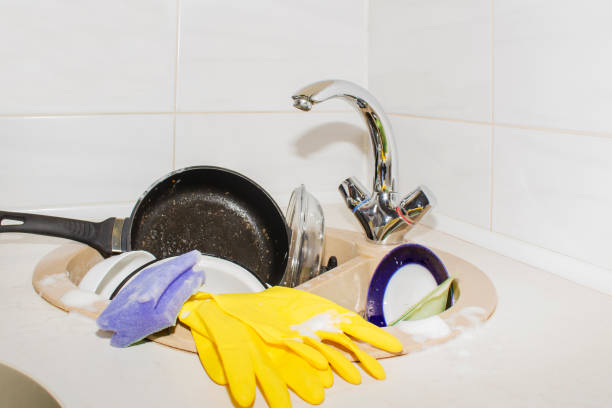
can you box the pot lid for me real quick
[281,185,325,287]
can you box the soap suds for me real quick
[399,306,487,344]
[39,272,67,287]
[446,306,486,337]
[290,310,350,340]
[459,306,486,324]
[395,315,452,343]
[60,289,104,312]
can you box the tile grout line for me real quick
[172,116,177,170]
[490,0,495,232]
[3,104,612,140]
[4,108,611,139]
[388,113,612,140]
[0,110,353,118]
[364,0,371,182]
[364,0,370,89]
[490,126,495,232]
[0,112,174,118]
[171,0,182,171]
[491,0,495,124]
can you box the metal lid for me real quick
[281,185,325,287]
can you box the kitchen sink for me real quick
[31,227,497,360]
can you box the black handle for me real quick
[0,210,116,257]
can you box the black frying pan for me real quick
[0,166,289,285]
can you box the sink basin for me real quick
[0,362,61,407]
[31,226,497,359]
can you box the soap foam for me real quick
[446,306,487,336]
[60,289,104,312]
[39,272,67,287]
[395,315,452,343]
[290,310,349,340]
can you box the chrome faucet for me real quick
[292,79,434,244]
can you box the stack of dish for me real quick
[79,250,266,300]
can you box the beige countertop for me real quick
[0,205,610,407]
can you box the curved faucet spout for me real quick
[292,79,397,193]
[292,79,434,244]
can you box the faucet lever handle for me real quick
[397,186,435,226]
[339,177,370,211]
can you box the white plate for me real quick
[79,251,156,299]
[194,254,266,294]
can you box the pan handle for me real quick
[0,210,118,257]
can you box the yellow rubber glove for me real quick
[179,298,331,407]
[189,286,403,384]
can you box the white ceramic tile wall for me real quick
[2,0,611,287]
[0,0,177,114]
[369,0,492,122]
[369,0,612,285]
[0,115,174,209]
[495,0,612,133]
[177,0,367,112]
[390,116,491,229]
[175,112,368,205]
[493,127,612,270]
[0,1,368,213]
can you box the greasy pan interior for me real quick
[127,166,289,286]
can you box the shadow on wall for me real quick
[293,122,368,158]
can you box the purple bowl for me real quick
[366,244,450,327]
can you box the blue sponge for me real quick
[97,250,205,347]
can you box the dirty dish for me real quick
[280,184,324,287]
[366,244,450,327]
[0,166,290,286]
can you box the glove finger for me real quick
[246,331,291,408]
[267,345,325,405]
[340,321,403,353]
[318,331,386,380]
[315,365,333,388]
[284,340,328,370]
[191,329,227,385]
[199,301,256,407]
[303,337,361,385]
[179,301,228,385]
